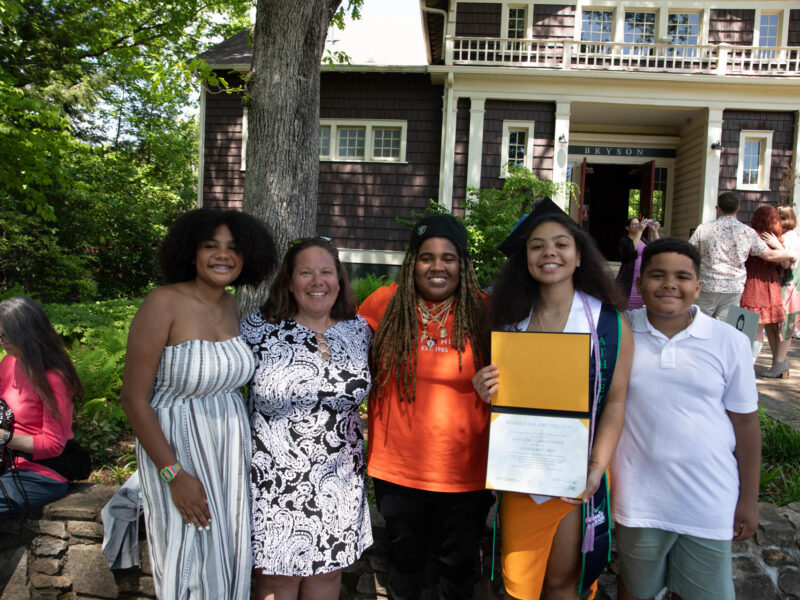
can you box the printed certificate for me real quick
[485,331,590,498]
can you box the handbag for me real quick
[0,398,14,473]
[17,439,93,481]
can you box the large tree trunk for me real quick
[239,0,342,314]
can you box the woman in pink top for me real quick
[0,296,84,518]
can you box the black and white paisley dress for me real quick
[240,312,373,576]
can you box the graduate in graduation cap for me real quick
[473,199,633,600]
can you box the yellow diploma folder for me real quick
[490,331,589,412]
[485,331,591,497]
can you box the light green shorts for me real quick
[616,525,734,600]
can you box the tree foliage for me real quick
[1,0,254,300]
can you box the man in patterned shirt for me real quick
[689,191,792,320]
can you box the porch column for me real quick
[466,98,486,192]
[701,109,723,224]
[553,101,571,211]
[793,111,800,205]
[439,73,458,211]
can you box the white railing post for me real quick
[717,43,729,76]
[562,41,572,70]
[445,36,454,66]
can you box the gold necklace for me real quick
[417,294,455,348]
[194,282,225,325]
[534,306,570,332]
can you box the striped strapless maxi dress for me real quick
[136,337,255,600]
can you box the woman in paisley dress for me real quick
[240,237,372,600]
[120,209,277,600]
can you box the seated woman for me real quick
[473,200,632,600]
[240,237,373,600]
[120,209,277,599]
[0,296,84,519]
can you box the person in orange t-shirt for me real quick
[358,214,493,600]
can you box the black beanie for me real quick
[409,214,468,256]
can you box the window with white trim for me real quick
[319,126,331,159]
[623,11,655,55]
[507,6,526,39]
[758,12,780,58]
[736,130,773,191]
[501,121,535,177]
[241,107,249,171]
[319,119,407,162]
[667,12,700,57]
[581,10,614,53]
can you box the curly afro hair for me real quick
[157,209,278,287]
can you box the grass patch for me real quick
[759,409,800,506]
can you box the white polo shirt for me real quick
[610,307,757,540]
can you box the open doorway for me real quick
[576,161,666,260]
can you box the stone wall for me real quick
[1,486,799,599]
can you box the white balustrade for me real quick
[447,37,800,77]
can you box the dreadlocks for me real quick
[371,248,488,403]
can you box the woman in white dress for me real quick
[120,209,277,600]
[240,237,372,600]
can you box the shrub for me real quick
[398,166,578,287]
[352,273,390,304]
[759,409,800,506]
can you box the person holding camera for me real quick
[616,216,660,309]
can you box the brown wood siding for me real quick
[455,2,501,37]
[202,74,247,210]
[480,100,555,190]
[318,73,443,252]
[452,98,471,217]
[532,4,575,39]
[789,10,800,46]
[718,110,795,223]
[708,9,755,45]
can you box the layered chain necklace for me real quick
[417,294,455,348]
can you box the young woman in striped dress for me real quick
[120,209,277,600]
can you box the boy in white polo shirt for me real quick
[610,238,760,600]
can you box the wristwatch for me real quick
[0,429,12,446]
[159,463,182,483]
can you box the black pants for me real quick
[373,478,494,600]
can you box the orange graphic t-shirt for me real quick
[358,284,489,493]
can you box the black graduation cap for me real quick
[498,197,567,257]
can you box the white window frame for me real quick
[503,4,530,39]
[622,9,656,51]
[241,107,248,171]
[754,10,782,47]
[501,121,535,178]
[320,119,407,163]
[666,10,701,53]
[736,130,773,191]
[579,8,615,53]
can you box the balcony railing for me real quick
[448,37,800,76]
